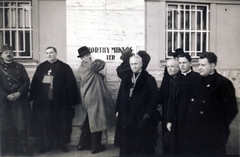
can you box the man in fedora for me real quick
[0,44,31,156]
[76,46,116,154]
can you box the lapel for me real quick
[191,71,218,98]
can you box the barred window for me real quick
[0,1,32,58]
[166,3,210,58]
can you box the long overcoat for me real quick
[29,60,80,142]
[77,59,116,133]
[166,70,200,154]
[114,70,159,148]
[0,61,30,131]
[182,70,238,155]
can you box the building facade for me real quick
[0,0,239,155]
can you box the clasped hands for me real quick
[7,92,21,101]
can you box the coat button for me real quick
[7,78,10,80]
[200,111,204,114]
[9,83,12,85]
[202,100,206,103]
[191,98,194,101]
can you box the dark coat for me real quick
[158,67,180,154]
[166,70,200,154]
[182,70,238,155]
[114,70,159,149]
[0,61,30,131]
[29,60,80,142]
[116,61,132,80]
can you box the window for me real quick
[166,3,210,58]
[0,1,32,58]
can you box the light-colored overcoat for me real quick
[77,59,116,132]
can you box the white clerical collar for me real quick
[181,69,192,76]
[48,59,58,64]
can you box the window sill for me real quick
[160,58,199,66]
[16,59,39,67]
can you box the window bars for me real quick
[0,1,32,58]
[166,3,210,58]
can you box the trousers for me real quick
[78,115,102,151]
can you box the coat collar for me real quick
[192,70,219,97]
[124,70,149,93]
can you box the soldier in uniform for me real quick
[0,44,31,156]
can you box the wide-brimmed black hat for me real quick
[77,46,91,58]
[120,47,134,61]
[173,48,184,58]
[137,50,151,70]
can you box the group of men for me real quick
[114,47,238,157]
[0,44,238,157]
[0,44,81,156]
[159,48,238,156]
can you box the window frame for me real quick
[165,2,210,58]
[0,1,33,59]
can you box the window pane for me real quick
[191,32,195,51]
[0,7,3,28]
[0,31,3,48]
[197,32,201,51]
[167,32,172,53]
[19,31,30,56]
[185,32,189,51]
[197,11,201,30]
[18,31,24,51]
[174,10,178,30]
[5,31,10,44]
[185,11,190,30]
[180,10,184,30]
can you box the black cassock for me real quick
[29,60,80,146]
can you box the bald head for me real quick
[166,59,179,76]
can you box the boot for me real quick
[18,130,31,156]
[7,130,17,156]
[8,140,17,156]
[91,131,105,154]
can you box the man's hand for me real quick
[6,92,21,101]
[167,122,172,132]
[7,94,15,101]
[143,114,150,122]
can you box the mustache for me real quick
[7,55,12,57]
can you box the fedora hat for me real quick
[173,48,184,58]
[120,47,134,61]
[77,46,91,58]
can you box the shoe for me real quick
[77,145,91,151]
[18,144,31,156]
[39,146,52,154]
[91,145,106,154]
[60,145,69,153]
